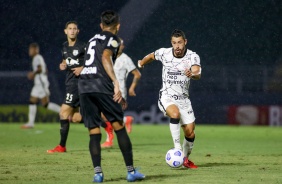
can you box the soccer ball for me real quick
[165,148,184,168]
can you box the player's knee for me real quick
[170,111,180,119]
[72,114,82,123]
[184,128,195,138]
[59,111,68,119]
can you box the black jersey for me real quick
[62,40,85,85]
[78,31,120,95]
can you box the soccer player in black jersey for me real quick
[47,21,85,153]
[78,10,145,182]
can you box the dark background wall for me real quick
[0,0,281,124]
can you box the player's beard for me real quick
[174,48,184,57]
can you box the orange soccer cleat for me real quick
[101,141,113,148]
[47,145,66,153]
[20,124,34,129]
[124,116,134,133]
[101,122,114,148]
[183,157,198,169]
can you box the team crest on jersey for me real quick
[73,50,79,56]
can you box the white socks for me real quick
[25,102,59,127]
[169,123,182,150]
[27,104,37,126]
[183,138,194,157]
[47,102,60,113]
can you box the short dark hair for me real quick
[65,21,78,29]
[171,29,186,40]
[101,10,120,27]
[29,42,39,49]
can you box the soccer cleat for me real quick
[101,122,114,148]
[101,141,113,148]
[21,124,34,129]
[47,145,66,153]
[183,157,198,169]
[93,173,103,183]
[125,116,134,133]
[127,170,145,182]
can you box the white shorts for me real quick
[30,84,50,99]
[158,95,195,125]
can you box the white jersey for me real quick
[32,54,49,87]
[154,48,200,100]
[114,53,136,99]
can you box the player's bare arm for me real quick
[27,65,42,80]
[59,60,67,70]
[102,49,122,103]
[184,65,201,80]
[128,69,141,96]
[138,52,155,68]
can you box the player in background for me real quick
[21,43,60,129]
[47,21,85,153]
[101,38,141,148]
[138,29,201,169]
[78,10,145,182]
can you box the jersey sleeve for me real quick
[62,50,66,60]
[124,55,136,72]
[191,53,201,66]
[32,56,42,72]
[105,36,120,54]
[154,48,166,62]
[62,43,67,60]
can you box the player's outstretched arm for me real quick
[128,69,141,96]
[102,49,122,103]
[138,52,155,68]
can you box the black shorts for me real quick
[63,85,80,108]
[80,93,124,129]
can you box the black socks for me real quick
[185,136,195,142]
[115,127,134,172]
[89,134,102,173]
[59,119,70,147]
[170,118,180,124]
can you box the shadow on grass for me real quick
[105,173,183,183]
[199,162,247,167]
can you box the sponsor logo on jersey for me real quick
[66,57,79,66]
[187,110,193,114]
[167,72,182,75]
[166,79,189,85]
[73,50,79,56]
[171,95,187,100]
[81,67,97,74]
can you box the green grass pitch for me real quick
[0,123,281,184]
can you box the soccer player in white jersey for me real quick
[138,29,201,169]
[101,38,141,148]
[21,43,60,129]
